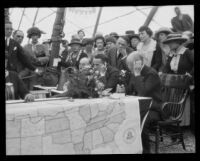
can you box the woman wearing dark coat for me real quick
[162,33,194,127]
[162,33,194,77]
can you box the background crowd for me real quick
[5,6,194,153]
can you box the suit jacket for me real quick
[162,48,194,76]
[5,38,35,73]
[171,14,194,32]
[6,71,29,99]
[126,65,167,118]
[106,46,133,70]
[98,65,120,92]
[151,43,162,71]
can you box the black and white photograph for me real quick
[5,5,195,155]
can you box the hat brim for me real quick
[129,35,140,40]
[155,30,172,39]
[68,42,82,46]
[163,37,187,44]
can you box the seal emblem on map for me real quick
[123,128,136,144]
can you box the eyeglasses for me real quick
[16,35,24,38]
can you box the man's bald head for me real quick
[79,57,91,71]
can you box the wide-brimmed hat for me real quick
[129,34,140,41]
[82,38,94,46]
[27,27,46,38]
[109,32,119,39]
[68,38,82,46]
[163,33,188,44]
[154,27,173,40]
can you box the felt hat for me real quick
[68,38,82,46]
[82,38,94,46]
[129,34,140,41]
[109,32,119,39]
[163,33,188,44]
[27,27,46,38]
[105,36,116,44]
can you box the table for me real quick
[6,96,151,155]
[33,85,65,96]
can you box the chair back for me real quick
[159,74,190,121]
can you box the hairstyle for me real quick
[13,30,23,36]
[77,29,85,36]
[94,54,109,64]
[126,51,144,73]
[139,26,153,37]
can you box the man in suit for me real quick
[93,54,119,93]
[125,52,168,153]
[5,21,38,75]
[106,36,133,70]
[171,7,194,33]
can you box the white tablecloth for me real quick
[6,96,148,155]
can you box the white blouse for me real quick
[137,39,157,67]
[170,46,187,73]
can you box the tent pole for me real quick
[143,6,159,27]
[92,7,103,38]
[17,8,25,30]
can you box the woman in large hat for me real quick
[154,27,172,73]
[162,33,194,127]
[162,33,193,76]
[23,27,50,90]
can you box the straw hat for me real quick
[154,27,172,40]
[163,33,188,44]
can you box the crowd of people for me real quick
[5,7,194,153]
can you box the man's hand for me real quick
[24,93,35,102]
[34,68,43,76]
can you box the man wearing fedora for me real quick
[59,38,87,69]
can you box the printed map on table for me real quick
[6,99,142,154]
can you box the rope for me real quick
[35,10,56,25]
[65,7,152,35]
